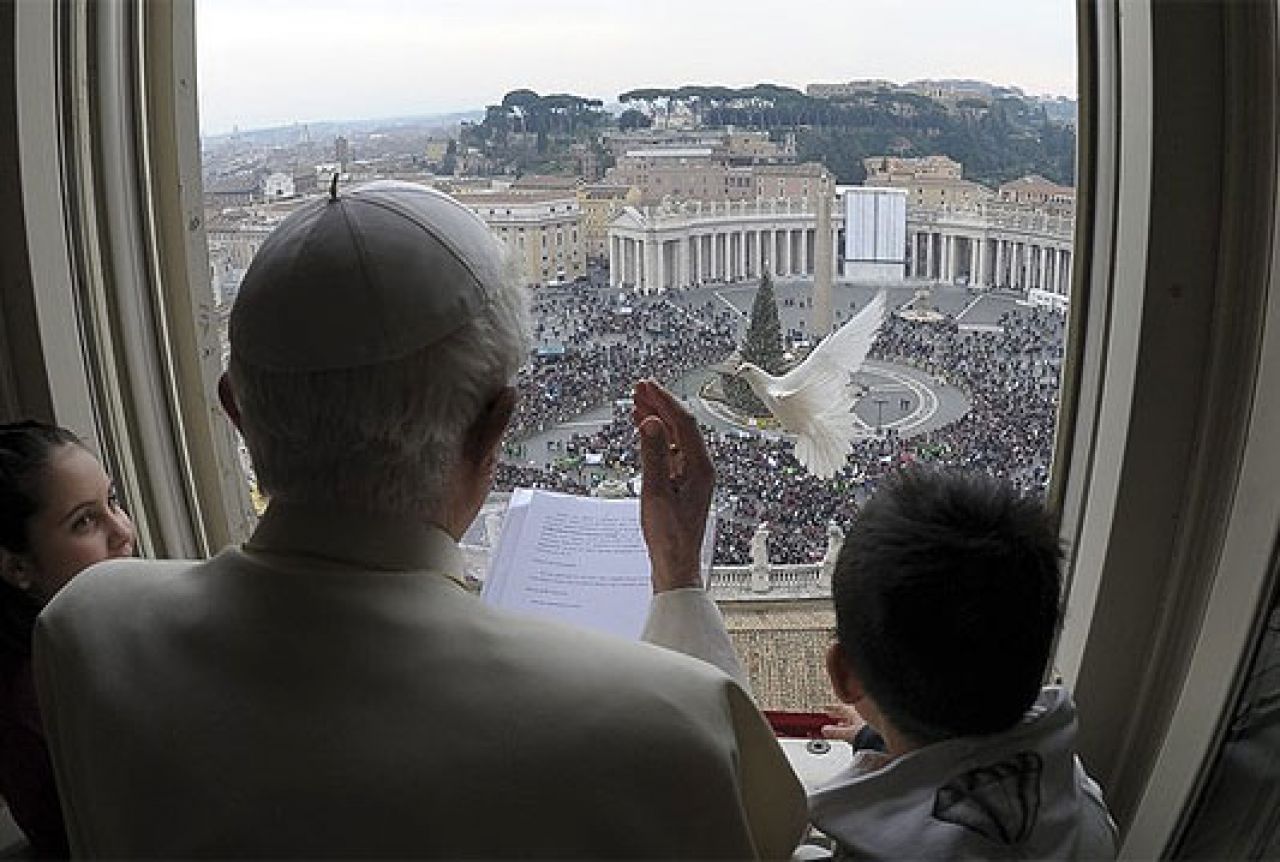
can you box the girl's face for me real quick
[17,444,135,604]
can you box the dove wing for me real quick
[753,292,887,479]
[767,290,887,398]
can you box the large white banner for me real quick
[844,187,907,263]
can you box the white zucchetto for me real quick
[230,181,503,371]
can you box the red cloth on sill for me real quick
[766,710,831,739]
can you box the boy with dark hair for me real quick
[812,468,1117,859]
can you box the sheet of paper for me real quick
[481,489,716,640]
[483,490,651,638]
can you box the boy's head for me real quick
[830,468,1063,744]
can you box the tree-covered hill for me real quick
[461,83,1075,188]
[620,84,1075,188]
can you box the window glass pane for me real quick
[195,0,1076,710]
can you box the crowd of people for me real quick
[496,283,1067,566]
[509,286,738,438]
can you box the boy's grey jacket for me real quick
[808,686,1117,860]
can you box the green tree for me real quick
[502,89,541,134]
[618,108,652,130]
[725,271,785,416]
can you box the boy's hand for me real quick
[632,379,714,593]
[821,703,868,742]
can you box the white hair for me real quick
[228,254,530,515]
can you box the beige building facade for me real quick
[864,154,993,209]
[753,163,832,201]
[576,183,641,262]
[806,79,897,99]
[607,151,830,206]
[605,148,728,204]
[457,192,585,285]
[998,174,1077,216]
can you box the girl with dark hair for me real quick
[0,421,135,858]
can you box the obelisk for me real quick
[812,169,835,337]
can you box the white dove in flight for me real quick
[733,291,887,479]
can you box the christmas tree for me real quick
[725,270,786,416]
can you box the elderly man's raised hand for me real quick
[632,380,714,593]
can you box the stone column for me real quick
[647,238,659,293]
[656,239,666,292]
[608,236,618,287]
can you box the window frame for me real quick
[12,0,253,557]
[1055,0,1280,853]
[8,1,1280,855]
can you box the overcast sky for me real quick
[196,0,1077,135]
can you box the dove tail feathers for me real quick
[794,410,859,479]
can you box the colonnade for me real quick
[907,231,1073,298]
[606,200,1077,310]
[607,200,841,293]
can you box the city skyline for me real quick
[196,0,1076,135]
